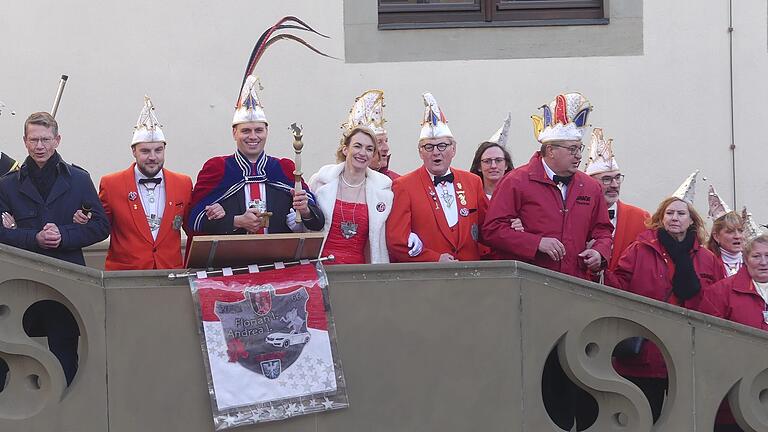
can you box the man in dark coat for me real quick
[189,76,323,237]
[0,112,109,387]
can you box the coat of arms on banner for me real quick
[189,264,348,430]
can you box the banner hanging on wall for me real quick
[189,263,348,430]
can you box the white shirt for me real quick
[541,159,567,200]
[427,168,458,228]
[753,280,768,306]
[134,166,165,240]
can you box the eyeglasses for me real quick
[420,142,452,152]
[26,137,55,145]
[599,174,625,185]
[549,144,585,156]
[481,157,505,166]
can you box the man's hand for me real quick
[233,209,266,234]
[73,209,90,224]
[510,218,524,232]
[438,253,457,262]
[205,203,226,221]
[36,223,61,249]
[407,232,423,257]
[2,212,16,229]
[291,189,311,218]
[578,248,603,272]
[538,237,566,261]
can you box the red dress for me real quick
[322,199,369,265]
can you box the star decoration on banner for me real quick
[268,405,280,418]
[284,403,299,417]
[297,402,306,414]
[309,398,318,408]
[322,397,334,410]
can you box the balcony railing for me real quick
[0,242,767,431]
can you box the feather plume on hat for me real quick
[233,16,335,126]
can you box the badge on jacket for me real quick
[128,191,138,201]
[173,215,183,231]
[471,223,479,241]
[376,202,386,212]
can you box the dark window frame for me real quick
[378,0,606,30]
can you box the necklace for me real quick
[140,181,161,232]
[341,172,365,188]
[339,178,365,239]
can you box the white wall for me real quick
[0,0,766,222]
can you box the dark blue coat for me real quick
[0,157,110,266]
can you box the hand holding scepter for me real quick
[291,123,304,225]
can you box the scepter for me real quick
[291,123,304,224]
[50,75,69,118]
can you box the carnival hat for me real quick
[584,127,619,176]
[419,92,452,140]
[531,92,592,143]
[343,90,386,135]
[132,96,165,145]
[233,75,267,126]
[707,184,732,220]
[487,113,511,148]
[672,170,699,204]
[741,207,765,242]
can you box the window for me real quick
[378,0,606,29]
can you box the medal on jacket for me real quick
[173,215,183,231]
[340,221,358,239]
[147,214,161,232]
[456,182,467,206]
[438,184,454,208]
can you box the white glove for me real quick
[286,209,303,232]
[408,232,423,257]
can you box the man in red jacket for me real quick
[99,97,192,270]
[583,128,649,272]
[482,93,613,279]
[482,93,613,431]
[386,92,487,262]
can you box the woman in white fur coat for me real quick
[309,126,393,264]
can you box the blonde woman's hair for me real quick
[335,126,378,163]
[706,211,744,257]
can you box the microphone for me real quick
[81,201,92,217]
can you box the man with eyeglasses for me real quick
[483,94,613,430]
[386,92,487,262]
[583,128,649,272]
[0,111,109,387]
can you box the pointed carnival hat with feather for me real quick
[531,92,592,143]
[419,92,452,140]
[343,90,386,135]
[132,96,165,145]
[583,128,619,176]
[232,16,334,126]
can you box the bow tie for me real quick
[608,209,616,219]
[552,175,572,186]
[138,177,162,185]
[434,172,454,186]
